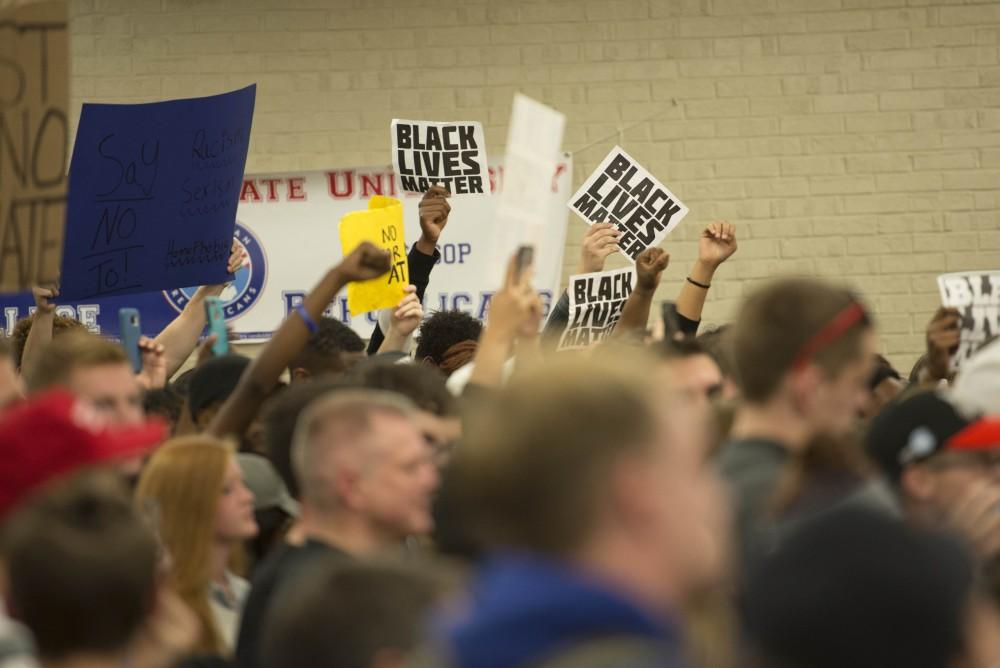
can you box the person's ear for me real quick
[606,453,658,534]
[900,464,936,503]
[334,465,365,512]
[291,367,311,382]
[787,364,822,414]
[421,356,436,367]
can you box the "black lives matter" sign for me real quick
[568,146,687,263]
[391,120,489,196]
[559,266,634,351]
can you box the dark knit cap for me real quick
[187,354,250,420]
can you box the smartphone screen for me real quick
[118,308,143,373]
[515,245,535,282]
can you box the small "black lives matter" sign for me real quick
[559,266,634,351]
[391,119,490,196]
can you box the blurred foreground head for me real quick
[743,507,974,668]
[2,472,160,662]
[733,278,876,439]
[452,352,730,606]
[262,559,439,668]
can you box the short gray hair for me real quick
[291,389,416,510]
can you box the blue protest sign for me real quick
[59,85,256,300]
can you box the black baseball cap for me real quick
[866,391,973,483]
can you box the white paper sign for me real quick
[558,266,634,350]
[492,94,567,283]
[938,271,1000,370]
[568,146,688,263]
[391,119,489,196]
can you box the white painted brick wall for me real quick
[16,0,1000,369]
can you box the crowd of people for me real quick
[2,184,1000,668]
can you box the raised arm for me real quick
[209,242,391,439]
[676,222,738,334]
[469,252,542,389]
[377,285,424,354]
[154,242,246,378]
[19,284,58,376]
[615,247,670,336]
[368,187,451,355]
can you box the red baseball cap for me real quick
[0,390,167,520]
[947,419,1000,452]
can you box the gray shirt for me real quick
[716,437,790,570]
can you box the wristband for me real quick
[294,303,319,334]
[686,277,711,290]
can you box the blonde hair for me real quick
[134,436,235,655]
[26,332,128,394]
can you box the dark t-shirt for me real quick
[234,539,349,668]
[715,437,789,571]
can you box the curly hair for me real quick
[288,317,366,377]
[415,311,482,368]
[10,314,87,370]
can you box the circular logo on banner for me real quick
[163,221,267,320]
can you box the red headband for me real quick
[792,302,867,371]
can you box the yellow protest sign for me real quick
[339,195,408,317]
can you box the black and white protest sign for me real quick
[568,146,688,263]
[391,120,489,196]
[559,267,634,351]
[938,271,1000,370]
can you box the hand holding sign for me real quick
[390,286,424,339]
[32,284,59,315]
[579,222,620,274]
[925,306,962,381]
[416,186,451,255]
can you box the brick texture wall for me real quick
[57,0,1000,368]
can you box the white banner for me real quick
[160,155,573,340]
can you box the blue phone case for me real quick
[204,297,230,356]
[118,308,142,373]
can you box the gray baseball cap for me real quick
[236,453,299,516]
